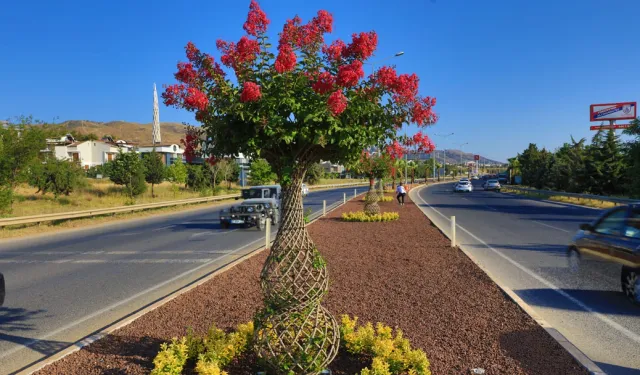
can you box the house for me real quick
[137,144,185,166]
[319,161,344,174]
[53,140,131,170]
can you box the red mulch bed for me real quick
[34,193,587,375]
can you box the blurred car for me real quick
[568,205,640,305]
[472,175,479,180]
[454,180,473,193]
[301,183,309,197]
[0,272,4,306]
[483,179,501,191]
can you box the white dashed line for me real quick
[532,220,570,233]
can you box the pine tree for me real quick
[144,149,166,197]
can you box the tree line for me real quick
[508,118,640,197]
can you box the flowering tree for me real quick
[353,151,391,214]
[163,1,437,373]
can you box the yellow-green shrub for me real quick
[342,212,399,222]
[361,196,394,202]
[340,315,431,375]
[151,322,254,375]
[151,337,189,375]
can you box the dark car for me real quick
[568,205,640,305]
[0,272,5,306]
[219,198,279,230]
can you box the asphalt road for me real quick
[0,186,362,375]
[415,180,640,375]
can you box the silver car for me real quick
[454,180,473,193]
[483,179,501,191]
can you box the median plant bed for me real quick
[342,211,399,222]
[34,193,587,375]
[361,195,394,203]
[502,186,616,209]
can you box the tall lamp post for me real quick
[433,132,454,180]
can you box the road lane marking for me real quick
[414,189,640,345]
[532,220,570,233]
[152,225,176,232]
[0,259,213,264]
[0,235,267,360]
[191,229,237,238]
[485,205,497,211]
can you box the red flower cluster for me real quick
[185,42,199,61]
[411,131,436,153]
[392,73,419,104]
[322,39,346,62]
[240,81,262,102]
[217,36,260,73]
[385,140,405,160]
[278,10,333,51]
[312,71,335,94]
[336,60,364,88]
[175,62,198,85]
[410,96,438,126]
[163,84,209,112]
[375,66,397,89]
[275,44,296,73]
[184,87,209,111]
[206,155,218,166]
[343,31,378,60]
[327,90,347,116]
[243,0,270,37]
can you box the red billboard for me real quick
[590,124,631,131]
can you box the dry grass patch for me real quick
[502,187,617,209]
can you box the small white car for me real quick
[301,183,309,197]
[483,179,501,191]
[454,180,473,193]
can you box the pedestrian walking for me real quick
[396,182,407,205]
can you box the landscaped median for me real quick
[501,185,620,209]
[33,193,587,375]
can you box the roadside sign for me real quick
[474,155,480,161]
[590,102,636,122]
[590,123,631,131]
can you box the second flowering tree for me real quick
[163,1,438,373]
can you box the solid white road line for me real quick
[151,225,176,232]
[0,259,214,264]
[0,235,267,360]
[0,250,236,256]
[414,189,640,345]
[532,220,570,233]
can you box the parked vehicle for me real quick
[454,180,473,193]
[568,205,640,305]
[301,183,309,197]
[497,173,508,184]
[220,198,279,230]
[483,179,501,191]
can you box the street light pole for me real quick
[433,133,454,180]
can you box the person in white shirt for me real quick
[396,183,407,205]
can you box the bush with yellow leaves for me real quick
[151,322,254,375]
[341,211,400,222]
[340,315,431,375]
[361,196,394,202]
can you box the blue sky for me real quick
[2,0,639,162]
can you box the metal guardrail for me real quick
[504,186,640,205]
[0,181,370,228]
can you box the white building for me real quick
[53,140,131,170]
[137,144,185,166]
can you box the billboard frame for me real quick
[590,102,637,122]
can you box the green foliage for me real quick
[0,116,49,187]
[249,159,276,185]
[86,163,112,178]
[27,158,86,197]
[305,163,324,185]
[623,117,640,197]
[342,211,399,222]
[0,185,12,215]
[144,149,166,196]
[166,158,188,185]
[340,315,431,375]
[109,150,147,198]
[186,164,208,191]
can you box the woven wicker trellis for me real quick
[363,188,380,215]
[255,177,339,374]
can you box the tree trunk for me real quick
[364,177,380,215]
[411,169,415,184]
[391,167,396,189]
[255,167,339,373]
[151,183,155,198]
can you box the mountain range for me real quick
[57,120,187,145]
[431,149,504,165]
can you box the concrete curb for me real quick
[15,189,368,375]
[410,185,607,375]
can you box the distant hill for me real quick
[435,149,504,165]
[57,120,187,145]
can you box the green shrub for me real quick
[0,185,12,215]
[150,337,189,375]
[362,196,393,202]
[341,211,399,222]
